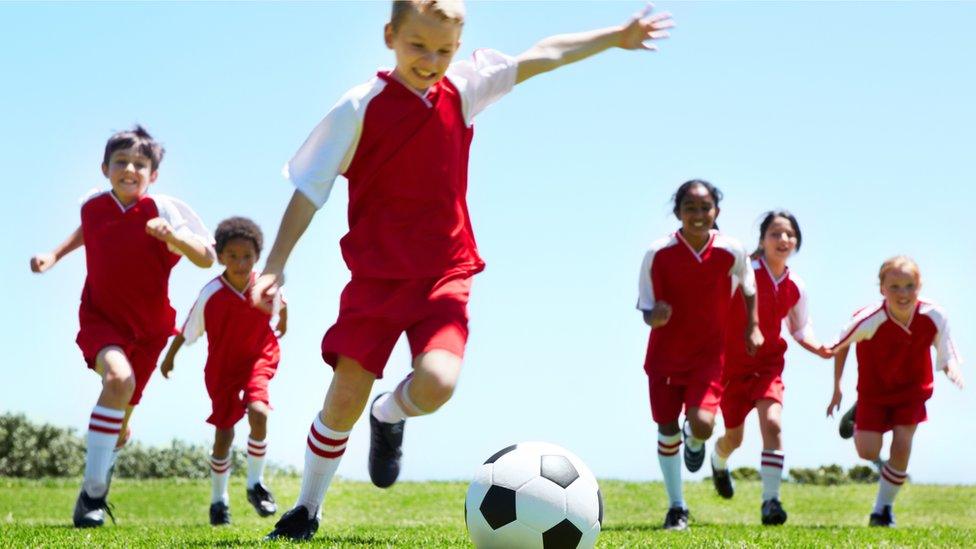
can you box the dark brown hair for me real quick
[215,217,263,255]
[103,125,165,171]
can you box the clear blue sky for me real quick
[3,2,974,484]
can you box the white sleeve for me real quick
[832,306,883,350]
[787,278,816,343]
[933,311,962,372]
[446,49,518,126]
[181,293,208,346]
[733,244,756,297]
[153,195,215,255]
[283,88,370,208]
[636,249,656,312]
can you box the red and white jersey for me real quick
[181,272,283,374]
[284,49,519,279]
[832,300,961,404]
[637,230,756,378]
[80,191,212,342]
[724,258,815,377]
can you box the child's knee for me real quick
[855,441,880,461]
[248,402,270,424]
[103,371,136,398]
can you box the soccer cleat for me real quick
[711,464,735,499]
[663,506,689,531]
[72,489,115,528]
[264,506,319,541]
[682,421,705,473]
[368,393,405,488]
[209,501,231,526]
[247,483,278,517]
[869,505,895,527]
[838,402,857,439]
[761,498,788,525]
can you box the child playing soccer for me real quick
[827,256,964,527]
[636,180,763,531]
[708,211,833,525]
[251,1,675,540]
[30,125,215,527]
[160,217,286,526]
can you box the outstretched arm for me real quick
[251,190,318,307]
[515,4,674,84]
[30,225,84,273]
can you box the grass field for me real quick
[2,477,975,547]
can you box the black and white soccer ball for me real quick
[465,441,602,549]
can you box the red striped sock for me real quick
[296,414,350,516]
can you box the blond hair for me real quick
[879,255,922,285]
[390,0,465,31]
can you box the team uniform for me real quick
[832,300,960,433]
[284,49,518,377]
[637,230,756,424]
[78,190,212,405]
[720,258,815,428]
[181,272,284,429]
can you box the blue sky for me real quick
[3,2,975,485]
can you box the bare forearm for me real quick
[170,236,215,268]
[263,191,318,276]
[743,293,760,329]
[516,26,622,83]
[54,226,84,259]
[833,347,849,388]
[164,334,185,363]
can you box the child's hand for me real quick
[146,217,176,244]
[30,252,57,273]
[251,272,282,313]
[648,302,672,327]
[274,315,287,338]
[815,345,835,359]
[945,363,965,389]
[746,325,764,356]
[617,3,675,51]
[826,388,842,417]
[160,357,175,379]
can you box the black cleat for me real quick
[265,506,319,541]
[711,464,735,499]
[761,498,788,525]
[839,402,857,439]
[663,506,689,531]
[72,489,114,528]
[209,501,231,526]
[368,393,405,488]
[247,483,278,517]
[869,505,895,527]
[682,421,705,472]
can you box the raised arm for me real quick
[515,4,674,84]
[30,225,83,273]
[251,191,318,307]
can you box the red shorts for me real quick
[77,315,170,406]
[321,274,472,378]
[855,400,927,433]
[720,373,785,429]
[205,354,279,430]
[647,373,723,425]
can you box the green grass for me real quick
[2,477,975,547]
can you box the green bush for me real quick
[847,464,880,483]
[0,412,295,479]
[789,463,881,485]
[731,466,761,481]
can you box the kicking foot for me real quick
[838,402,857,439]
[247,483,278,517]
[368,393,405,488]
[711,464,735,499]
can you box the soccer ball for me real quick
[464,441,602,549]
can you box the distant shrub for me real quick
[731,467,761,481]
[847,464,881,484]
[791,464,860,485]
[0,412,296,478]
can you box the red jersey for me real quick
[182,273,283,377]
[832,300,960,405]
[637,230,756,379]
[283,49,518,279]
[724,259,815,378]
[79,191,211,344]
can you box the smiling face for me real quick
[101,147,157,205]
[761,216,798,264]
[218,237,259,291]
[677,183,719,243]
[384,7,462,93]
[880,267,921,320]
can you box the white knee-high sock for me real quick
[760,450,785,501]
[83,406,125,498]
[295,413,350,517]
[658,432,684,509]
[247,437,267,489]
[371,376,428,424]
[210,454,232,505]
[875,462,907,513]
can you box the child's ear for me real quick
[384,23,395,49]
[101,163,109,178]
[714,206,721,219]
[149,170,159,184]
